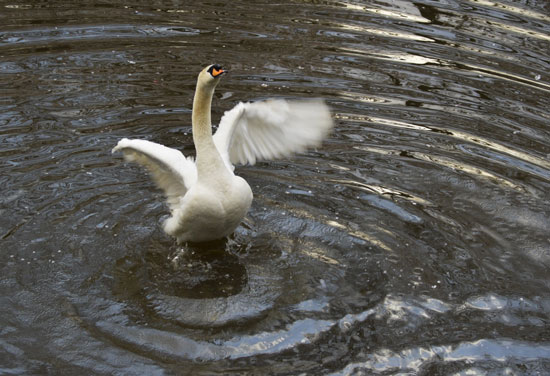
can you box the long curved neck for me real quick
[192,81,230,182]
[192,82,214,149]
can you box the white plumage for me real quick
[214,99,332,166]
[113,64,333,243]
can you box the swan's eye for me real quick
[208,64,226,78]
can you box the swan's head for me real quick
[198,64,227,89]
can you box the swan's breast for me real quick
[222,176,253,225]
[168,176,252,242]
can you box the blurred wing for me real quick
[213,99,333,166]
[112,138,197,210]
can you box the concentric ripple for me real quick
[1,0,549,374]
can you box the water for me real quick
[1,0,549,374]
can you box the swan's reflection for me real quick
[113,238,280,327]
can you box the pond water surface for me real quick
[1,0,550,375]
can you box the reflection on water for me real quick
[1,0,550,374]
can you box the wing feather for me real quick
[213,99,333,166]
[112,138,197,210]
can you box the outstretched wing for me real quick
[213,99,333,166]
[112,138,197,210]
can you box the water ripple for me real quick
[0,24,199,46]
[333,339,550,375]
[2,0,550,374]
[95,318,335,361]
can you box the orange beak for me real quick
[212,68,226,77]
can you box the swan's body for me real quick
[113,64,333,243]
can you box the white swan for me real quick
[113,64,333,243]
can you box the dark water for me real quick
[1,0,550,374]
